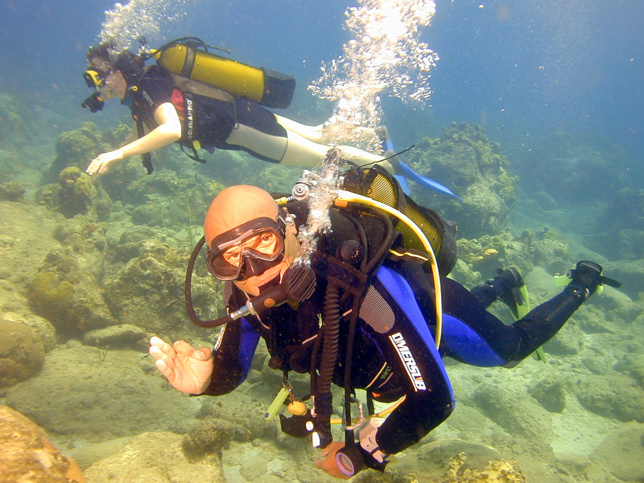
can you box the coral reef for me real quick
[445,452,527,483]
[35,166,112,221]
[28,246,116,334]
[0,98,642,483]
[456,226,573,278]
[0,319,45,386]
[103,239,220,341]
[529,378,566,413]
[44,122,115,184]
[406,122,519,238]
[569,374,644,423]
[181,418,235,459]
[0,181,25,201]
[0,93,33,143]
[125,171,224,245]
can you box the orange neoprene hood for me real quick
[203,185,279,248]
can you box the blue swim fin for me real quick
[379,127,461,201]
[398,160,462,202]
[394,174,412,195]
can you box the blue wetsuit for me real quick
[201,201,586,458]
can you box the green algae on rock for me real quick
[405,122,519,238]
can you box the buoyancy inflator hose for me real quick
[150,37,295,109]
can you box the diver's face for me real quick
[101,71,127,100]
[89,58,127,101]
[229,226,298,297]
[221,231,282,268]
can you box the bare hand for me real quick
[86,149,124,175]
[149,336,213,394]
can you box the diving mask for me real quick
[83,68,108,89]
[206,217,285,281]
[81,67,116,112]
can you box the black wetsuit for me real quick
[200,201,587,460]
[126,65,288,162]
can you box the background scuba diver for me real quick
[83,41,390,176]
[148,176,619,478]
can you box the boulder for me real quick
[0,405,85,482]
[0,319,45,387]
[591,422,644,482]
[569,374,644,422]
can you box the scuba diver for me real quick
[82,39,392,176]
[148,159,619,478]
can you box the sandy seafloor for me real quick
[1,100,643,482]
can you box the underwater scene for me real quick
[0,0,643,481]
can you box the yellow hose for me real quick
[329,396,406,425]
[334,190,443,349]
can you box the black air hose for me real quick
[185,237,222,328]
[310,280,342,448]
[317,282,342,393]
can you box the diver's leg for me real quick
[470,267,525,316]
[438,262,604,366]
[279,128,394,170]
[223,100,289,163]
[225,100,389,169]
[274,114,325,143]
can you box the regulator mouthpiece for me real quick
[81,92,104,112]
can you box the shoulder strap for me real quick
[169,73,236,103]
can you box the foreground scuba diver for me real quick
[148,164,619,477]
[82,39,389,176]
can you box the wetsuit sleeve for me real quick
[362,266,455,455]
[200,317,260,396]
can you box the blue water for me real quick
[1,1,643,481]
[1,0,642,154]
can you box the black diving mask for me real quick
[206,217,285,281]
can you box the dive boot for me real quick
[565,260,621,298]
[487,267,527,319]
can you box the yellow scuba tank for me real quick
[150,37,295,109]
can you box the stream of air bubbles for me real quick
[309,0,440,152]
[99,0,187,54]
